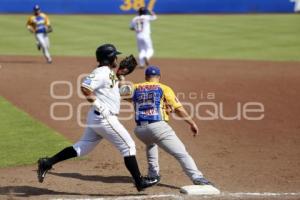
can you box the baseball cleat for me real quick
[144,58,149,66]
[37,44,41,51]
[135,176,159,192]
[46,59,52,64]
[37,157,52,183]
[193,177,213,185]
[145,175,161,185]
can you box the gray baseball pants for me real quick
[134,121,203,181]
[35,33,52,62]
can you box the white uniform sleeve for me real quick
[145,14,157,21]
[130,19,135,29]
[81,71,105,91]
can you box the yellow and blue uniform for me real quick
[26,6,52,63]
[133,82,182,123]
[27,13,50,34]
[133,66,206,184]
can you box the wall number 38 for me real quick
[120,0,156,11]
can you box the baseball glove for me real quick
[117,55,137,77]
[47,26,53,33]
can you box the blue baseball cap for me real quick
[145,66,160,76]
[33,5,40,11]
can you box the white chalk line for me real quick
[225,192,300,197]
[50,194,183,200]
[50,192,300,200]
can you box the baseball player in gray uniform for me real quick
[37,44,158,191]
[130,66,213,185]
[26,5,53,63]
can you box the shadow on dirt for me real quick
[49,172,132,183]
[0,186,144,197]
[0,60,40,64]
[49,172,180,190]
[0,186,80,197]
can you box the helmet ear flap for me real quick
[100,57,115,65]
[96,44,121,65]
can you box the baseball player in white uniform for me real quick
[26,5,53,63]
[37,44,158,191]
[130,7,157,68]
[291,0,300,12]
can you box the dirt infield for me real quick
[0,55,299,200]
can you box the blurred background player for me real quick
[26,5,53,63]
[130,7,157,68]
[290,0,300,13]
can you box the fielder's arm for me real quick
[26,17,35,33]
[148,10,157,20]
[129,20,135,31]
[163,85,198,136]
[174,107,199,136]
[43,14,53,33]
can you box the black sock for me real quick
[48,146,77,166]
[124,156,142,183]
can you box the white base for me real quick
[180,185,221,195]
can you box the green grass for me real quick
[0,14,299,60]
[0,96,71,168]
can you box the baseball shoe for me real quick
[193,177,212,185]
[46,58,52,64]
[135,176,159,192]
[37,157,52,183]
[37,44,41,51]
[144,58,149,66]
[145,175,161,185]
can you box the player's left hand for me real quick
[117,55,137,77]
[47,26,53,33]
[27,27,34,33]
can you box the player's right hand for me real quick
[27,26,34,33]
[93,99,111,118]
[97,107,111,118]
[190,122,199,137]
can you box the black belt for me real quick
[94,110,101,115]
[136,121,160,126]
[94,110,117,116]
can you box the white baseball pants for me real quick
[136,35,154,66]
[73,109,136,157]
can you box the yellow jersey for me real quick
[26,13,50,33]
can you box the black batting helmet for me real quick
[138,7,148,15]
[96,44,121,65]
